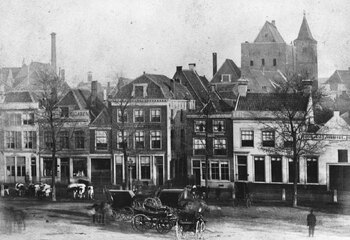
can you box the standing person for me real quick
[307,209,316,237]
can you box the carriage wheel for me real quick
[195,220,206,239]
[143,197,159,208]
[156,218,173,234]
[175,221,184,240]
[120,207,134,221]
[132,214,151,232]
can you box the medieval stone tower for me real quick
[294,14,318,83]
[241,14,318,86]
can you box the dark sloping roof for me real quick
[295,16,316,42]
[236,93,309,111]
[254,21,285,43]
[211,59,241,83]
[181,70,209,103]
[114,74,193,100]
[90,108,111,127]
[244,69,287,93]
[4,91,35,103]
[325,70,350,87]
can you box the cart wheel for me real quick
[195,220,206,239]
[120,207,134,221]
[143,197,158,209]
[175,221,184,240]
[156,218,173,234]
[246,198,252,208]
[132,214,151,232]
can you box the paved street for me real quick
[1,199,349,240]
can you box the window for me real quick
[134,109,144,123]
[95,130,108,150]
[135,131,145,149]
[150,109,161,122]
[271,156,282,182]
[262,130,275,147]
[193,138,206,155]
[262,58,265,66]
[254,156,265,182]
[6,113,21,126]
[201,162,208,180]
[17,157,26,177]
[273,58,277,66]
[221,162,229,180]
[250,60,254,66]
[134,85,145,98]
[221,74,231,82]
[194,120,206,132]
[44,131,53,149]
[213,138,227,155]
[241,130,254,147]
[23,113,34,125]
[237,156,248,181]
[6,157,15,177]
[213,120,225,132]
[307,157,318,183]
[75,131,85,149]
[59,131,69,149]
[140,156,151,179]
[151,131,161,149]
[31,157,36,177]
[5,131,21,149]
[288,158,299,183]
[24,131,36,149]
[117,109,128,123]
[117,131,128,149]
[211,162,220,180]
[60,107,69,117]
[73,158,87,177]
[338,150,348,163]
[43,158,57,177]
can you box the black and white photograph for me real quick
[0,0,350,239]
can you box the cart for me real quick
[104,189,135,221]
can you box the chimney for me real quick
[103,89,107,101]
[238,77,248,97]
[213,52,217,76]
[210,84,216,92]
[271,20,276,26]
[50,32,57,74]
[91,81,97,107]
[334,111,340,117]
[88,71,92,82]
[189,63,196,71]
[302,79,313,95]
[176,66,182,72]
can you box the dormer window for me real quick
[221,74,231,82]
[132,84,148,98]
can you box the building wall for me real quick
[294,40,318,81]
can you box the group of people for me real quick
[67,183,94,200]
[2,182,52,198]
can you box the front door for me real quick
[157,165,164,186]
[61,158,70,184]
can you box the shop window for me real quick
[43,158,57,177]
[140,156,150,179]
[307,157,318,183]
[254,156,265,182]
[271,156,282,182]
[73,158,87,177]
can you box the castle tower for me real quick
[294,14,318,86]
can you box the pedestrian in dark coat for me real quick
[307,209,316,237]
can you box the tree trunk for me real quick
[51,152,57,201]
[123,151,129,190]
[293,155,298,207]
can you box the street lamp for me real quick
[127,159,133,191]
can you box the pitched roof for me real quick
[236,92,309,111]
[318,112,350,135]
[114,73,193,100]
[254,21,285,43]
[4,91,36,103]
[325,70,350,86]
[295,16,316,42]
[177,70,209,105]
[243,69,287,93]
[211,59,241,83]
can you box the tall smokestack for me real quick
[213,52,217,76]
[88,71,93,82]
[91,80,97,107]
[51,32,57,74]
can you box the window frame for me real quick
[150,130,161,149]
[254,156,265,182]
[213,120,225,133]
[271,156,282,182]
[95,130,108,151]
[133,109,145,123]
[75,131,85,149]
[23,112,34,125]
[213,138,227,155]
[221,74,231,82]
[140,156,151,179]
[193,138,206,155]
[117,109,128,123]
[194,120,206,133]
[24,131,36,149]
[150,108,161,122]
[135,130,145,149]
[306,156,318,183]
[262,130,275,147]
[241,130,254,147]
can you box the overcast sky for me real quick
[0,0,349,86]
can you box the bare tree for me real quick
[256,73,325,207]
[36,68,69,201]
